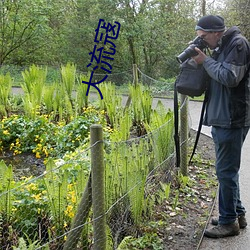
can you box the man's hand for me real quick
[192,47,207,64]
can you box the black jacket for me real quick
[203,26,250,128]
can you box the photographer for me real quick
[192,15,250,238]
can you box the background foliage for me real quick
[1,0,249,81]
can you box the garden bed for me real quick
[0,130,217,250]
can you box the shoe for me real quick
[204,222,240,238]
[211,214,247,229]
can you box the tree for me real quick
[0,0,51,65]
[220,0,250,39]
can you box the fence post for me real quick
[133,64,138,85]
[180,94,188,176]
[63,175,92,250]
[125,64,138,109]
[91,124,106,250]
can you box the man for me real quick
[192,15,250,238]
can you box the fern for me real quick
[76,74,90,113]
[21,65,47,118]
[43,159,68,228]
[60,63,76,101]
[0,160,14,221]
[144,100,174,163]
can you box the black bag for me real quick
[175,58,208,97]
[174,58,209,168]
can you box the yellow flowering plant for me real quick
[0,106,104,158]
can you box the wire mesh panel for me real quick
[104,122,176,249]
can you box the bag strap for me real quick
[174,80,180,168]
[188,91,208,164]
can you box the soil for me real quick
[158,130,217,250]
[0,152,45,180]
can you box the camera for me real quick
[176,36,208,64]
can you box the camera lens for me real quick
[176,45,198,63]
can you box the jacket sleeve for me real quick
[203,37,250,87]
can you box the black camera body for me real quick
[176,36,208,63]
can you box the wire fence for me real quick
[0,64,134,87]
[0,65,191,249]
[0,63,174,96]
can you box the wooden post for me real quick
[125,64,138,109]
[63,175,92,250]
[91,124,106,250]
[133,64,138,86]
[180,94,188,176]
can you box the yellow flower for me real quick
[12,207,17,212]
[32,193,42,201]
[36,152,41,159]
[26,183,37,191]
[65,205,74,218]
[71,195,76,204]
[43,147,49,157]
[3,130,9,135]
[14,149,22,155]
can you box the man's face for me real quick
[196,30,222,49]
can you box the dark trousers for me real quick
[211,126,249,225]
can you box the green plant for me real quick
[43,159,69,225]
[12,176,49,241]
[75,73,90,113]
[145,100,174,164]
[0,106,104,157]
[21,65,47,118]
[60,63,76,103]
[100,81,123,128]
[157,182,171,204]
[43,84,56,114]
[109,109,132,141]
[13,233,49,250]
[117,233,163,250]
[178,173,191,189]
[129,84,153,129]
[105,136,153,233]
[0,73,12,117]
[172,190,180,210]
[0,161,15,222]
